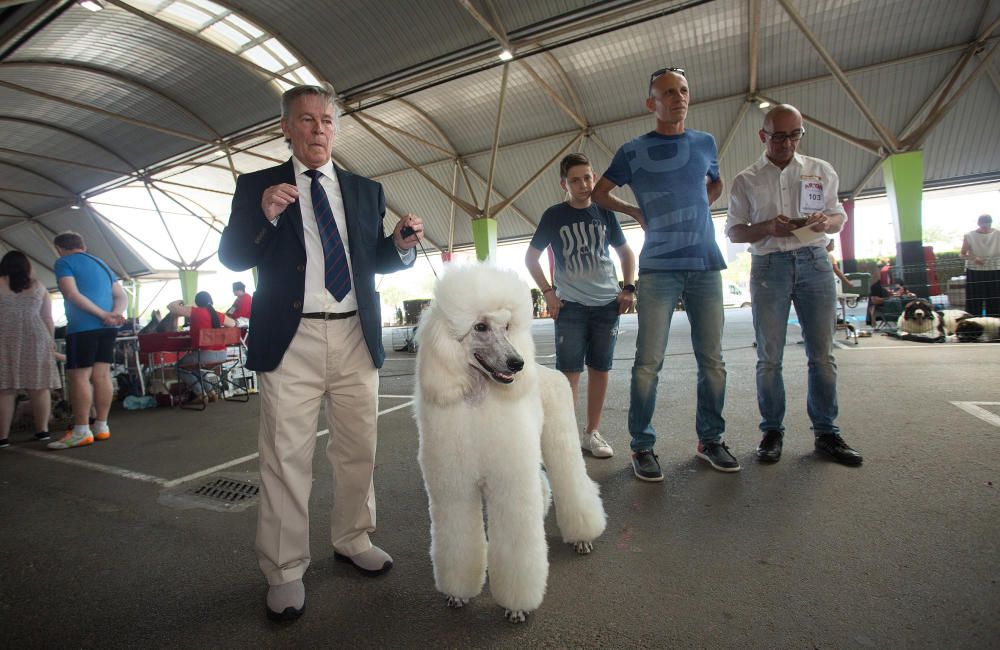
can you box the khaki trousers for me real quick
[255,316,379,586]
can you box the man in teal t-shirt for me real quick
[593,67,735,482]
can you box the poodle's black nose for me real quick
[507,356,524,372]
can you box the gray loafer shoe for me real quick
[266,578,304,621]
[334,545,393,576]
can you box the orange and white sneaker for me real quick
[47,430,94,450]
[94,429,111,441]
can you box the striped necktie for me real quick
[304,169,351,301]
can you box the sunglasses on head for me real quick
[648,67,686,92]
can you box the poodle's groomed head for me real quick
[415,264,536,405]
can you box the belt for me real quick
[301,310,357,320]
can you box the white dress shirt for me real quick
[726,152,847,255]
[277,157,414,313]
[291,157,359,313]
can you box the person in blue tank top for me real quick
[592,67,736,482]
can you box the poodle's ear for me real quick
[415,304,472,406]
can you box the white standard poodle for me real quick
[414,264,607,623]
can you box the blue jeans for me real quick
[554,300,620,372]
[628,270,727,451]
[750,248,839,436]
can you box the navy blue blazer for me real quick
[219,159,411,371]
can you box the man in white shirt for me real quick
[726,104,862,467]
[219,84,423,621]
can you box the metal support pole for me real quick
[483,63,511,218]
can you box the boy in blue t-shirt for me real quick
[592,67,736,481]
[50,231,127,450]
[525,153,636,459]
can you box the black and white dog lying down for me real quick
[955,317,1000,342]
[893,299,970,342]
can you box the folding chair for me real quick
[872,298,905,332]
[179,328,250,411]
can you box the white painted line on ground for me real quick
[164,398,414,487]
[14,396,418,489]
[951,402,1000,428]
[9,447,168,485]
[378,400,415,416]
[161,450,262,488]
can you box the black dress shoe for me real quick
[815,434,863,466]
[756,430,783,463]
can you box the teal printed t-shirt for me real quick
[529,202,626,306]
[603,129,726,273]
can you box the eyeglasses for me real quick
[762,129,805,143]
[648,67,686,93]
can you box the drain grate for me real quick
[159,472,261,512]
[191,477,260,503]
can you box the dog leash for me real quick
[401,225,439,279]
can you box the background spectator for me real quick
[167,291,235,403]
[0,251,61,447]
[49,231,126,450]
[961,214,999,316]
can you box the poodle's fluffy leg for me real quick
[537,365,607,545]
[483,474,548,617]
[427,490,487,603]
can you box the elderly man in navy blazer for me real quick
[220,83,423,621]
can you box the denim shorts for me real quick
[554,300,620,372]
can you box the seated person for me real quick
[867,273,890,326]
[167,291,235,403]
[891,282,916,298]
[867,275,913,327]
[225,281,252,328]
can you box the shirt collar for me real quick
[758,151,803,172]
[291,156,336,180]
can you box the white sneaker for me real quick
[47,430,94,450]
[581,430,613,458]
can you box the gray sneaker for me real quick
[631,450,663,482]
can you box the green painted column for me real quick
[471,217,497,262]
[126,279,140,319]
[179,269,198,304]
[881,152,928,297]
[251,267,258,287]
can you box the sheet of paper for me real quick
[792,225,824,244]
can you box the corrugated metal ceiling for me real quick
[0,0,997,278]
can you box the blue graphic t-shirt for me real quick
[54,252,117,334]
[529,202,626,306]
[603,129,726,272]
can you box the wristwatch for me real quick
[622,284,636,293]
